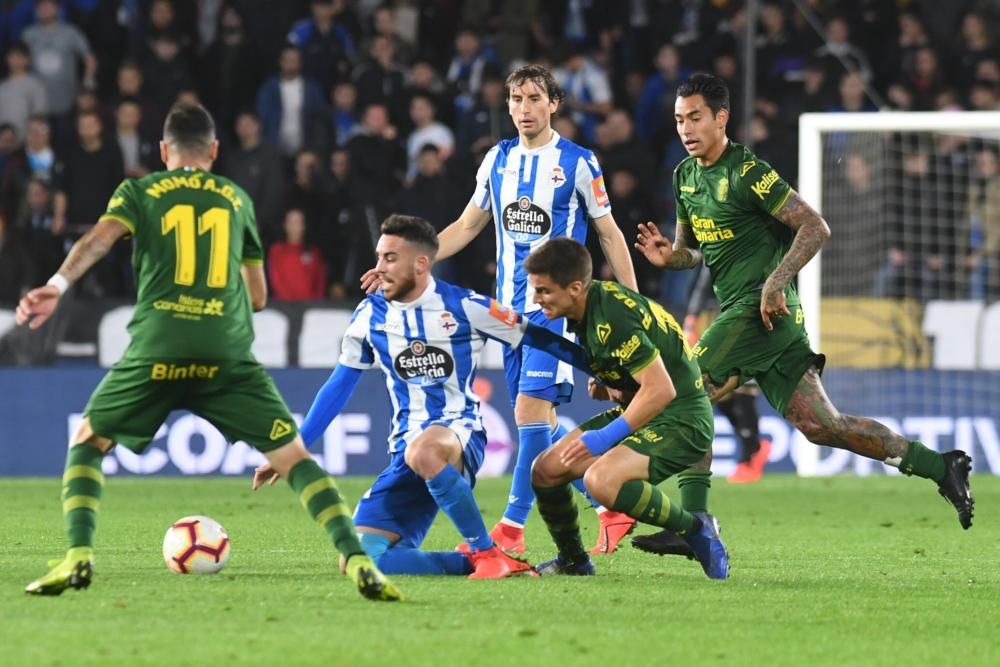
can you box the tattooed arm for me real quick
[15,218,130,329]
[635,220,703,270]
[760,192,831,330]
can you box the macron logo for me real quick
[525,370,554,378]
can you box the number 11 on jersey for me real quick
[162,204,231,288]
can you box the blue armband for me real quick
[300,365,363,448]
[579,415,633,457]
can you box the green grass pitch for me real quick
[2,474,996,667]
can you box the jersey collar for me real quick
[567,282,600,334]
[389,278,437,310]
[516,129,560,156]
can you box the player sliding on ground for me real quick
[16,103,401,601]
[632,73,974,558]
[525,238,729,579]
[253,215,595,578]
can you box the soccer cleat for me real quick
[535,555,596,576]
[683,513,729,580]
[630,529,697,559]
[750,438,772,473]
[467,546,538,579]
[589,511,637,554]
[345,554,403,602]
[937,450,974,529]
[456,521,525,555]
[726,462,760,484]
[25,549,94,596]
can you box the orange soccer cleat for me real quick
[466,546,538,579]
[589,511,637,554]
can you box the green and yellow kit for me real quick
[673,141,824,415]
[85,168,297,453]
[571,281,714,484]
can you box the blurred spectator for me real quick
[446,28,495,113]
[320,147,368,300]
[0,209,34,305]
[456,69,514,159]
[368,4,415,68]
[22,115,57,183]
[267,208,328,301]
[397,144,463,228]
[604,168,659,295]
[908,47,946,111]
[962,146,1000,301]
[287,150,326,228]
[346,103,404,210]
[0,123,24,215]
[21,0,96,117]
[405,94,453,182]
[814,15,872,84]
[969,79,1000,111]
[635,44,689,145]
[405,59,453,127]
[13,177,62,279]
[287,0,357,93]
[956,13,997,89]
[755,1,803,96]
[114,100,157,178]
[352,34,406,123]
[107,60,161,140]
[329,81,360,147]
[828,72,877,113]
[554,43,612,145]
[597,109,656,198]
[552,116,580,146]
[256,45,328,158]
[221,112,286,244]
[823,153,883,296]
[141,34,195,115]
[139,0,192,59]
[895,11,931,84]
[0,42,48,141]
[199,5,261,141]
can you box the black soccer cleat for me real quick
[630,529,697,560]
[937,450,974,529]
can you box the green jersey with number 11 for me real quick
[99,167,262,361]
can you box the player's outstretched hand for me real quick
[759,281,790,331]
[635,221,673,268]
[360,268,382,295]
[15,285,61,330]
[559,438,592,468]
[252,462,281,490]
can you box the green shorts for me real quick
[84,358,298,453]
[579,398,714,485]
[695,301,825,416]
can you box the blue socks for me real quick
[360,532,472,575]
[503,422,551,526]
[426,464,493,552]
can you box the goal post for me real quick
[794,111,1000,476]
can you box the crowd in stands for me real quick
[1,0,999,310]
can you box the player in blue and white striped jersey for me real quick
[364,64,640,554]
[256,215,592,579]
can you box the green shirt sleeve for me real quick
[240,195,263,265]
[599,286,661,376]
[672,165,690,224]
[98,179,141,236]
[736,157,793,216]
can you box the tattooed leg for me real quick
[783,367,909,462]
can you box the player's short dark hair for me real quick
[525,238,591,287]
[677,73,730,116]
[163,103,216,153]
[380,214,439,256]
[505,64,565,106]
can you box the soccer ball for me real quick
[162,515,231,575]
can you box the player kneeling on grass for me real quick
[17,103,400,602]
[253,215,595,579]
[525,238,729,579]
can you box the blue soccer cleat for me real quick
[683,513,730,580]
[535,554,596,576]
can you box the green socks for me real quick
[287,459,364,558]
[62,444,105,548]
[533,483,587,563]
[612,480,696,535]
[898,441,946,482]
[677,470,711,514]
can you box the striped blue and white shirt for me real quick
[339,279,531,453]
[470,130,611,313]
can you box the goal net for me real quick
[795,111,1000,476]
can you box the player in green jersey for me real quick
[632,74,973,557]
[16,103,401,602]
[523,237,729,579]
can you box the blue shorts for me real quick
[502,309,575,409]
[353,427,486,548]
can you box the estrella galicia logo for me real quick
[393,340,455,385]
[502,196,551,242]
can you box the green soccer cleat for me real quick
[344,554,403,602]
[25,548,94,596]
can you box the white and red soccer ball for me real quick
[162,515,231,574]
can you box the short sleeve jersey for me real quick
[571,281,706,411]
[99,167,263,361]
[470,130,611,313]
[673,141,796,310]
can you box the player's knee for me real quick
[792,416,833,444]
[403,439,447,479]
[582,465,618,507]
[530,448,561,487]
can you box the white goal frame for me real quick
[795,111,1000,475]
